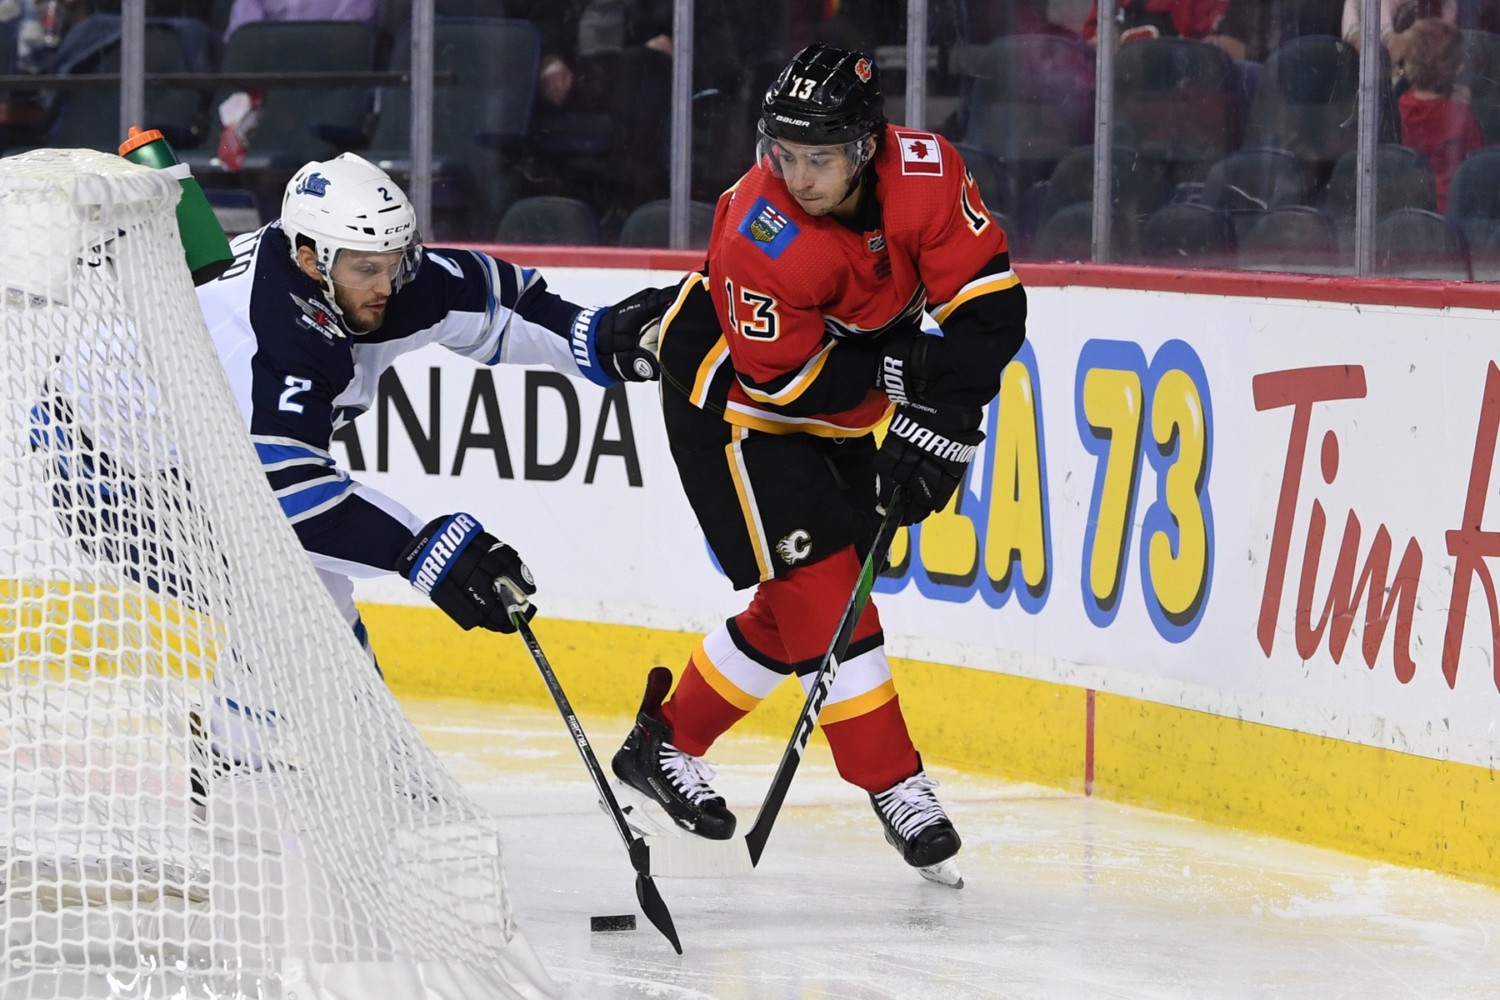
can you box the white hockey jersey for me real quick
[194,222,613,580]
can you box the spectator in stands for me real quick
[512,0,671,228]
[3,0,213,139]
[965,0,1081,42]
[1207,0,1343,62]
[1083,0,1229,46]
[16,0,96,73]
[518,0,746,230]
[215,0,378,167]
[223,0,376,41]
[1397,16,1483,210]
[1343,0,1452,68]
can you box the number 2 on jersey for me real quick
[725,278,781,342]
[279,375,313,413]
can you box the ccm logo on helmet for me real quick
[410,513,480,595]
[889,413,977,463]
[295,173,330,197]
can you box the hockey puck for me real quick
[589,914,636,932]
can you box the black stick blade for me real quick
[635,872,682,954]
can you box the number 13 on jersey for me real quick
[724,279,781,342]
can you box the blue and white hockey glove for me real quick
[570,286,673,386]
[397,512,537,632]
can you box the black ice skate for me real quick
[611,666,737,840]
[870,759,964,888]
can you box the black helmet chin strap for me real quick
[839,134,877,202]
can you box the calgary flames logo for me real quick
[854,58,872,83]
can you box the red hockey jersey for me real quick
[665,124,1018,438]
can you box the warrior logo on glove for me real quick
[397,512,537,633]
[571,286,676,387]
[407,512,482,595]
[886,413,979,464]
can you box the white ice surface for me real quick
[409,699,1500,1000]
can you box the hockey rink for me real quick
[409,699,1500,1000]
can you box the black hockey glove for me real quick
[875,408,984,525]
[571,286,675,387]
[872,330,953,413]
[396,512,537,633]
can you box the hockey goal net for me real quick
[0,149,555,999]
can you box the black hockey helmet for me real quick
[760,44,884,146]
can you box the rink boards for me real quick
[347,253,1500,886]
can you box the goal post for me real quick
[0,149,557,1000]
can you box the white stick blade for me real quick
[642,835,755,879]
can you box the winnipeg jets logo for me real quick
[290,292,344,340]
[295,172,330,197]
[776,529,812,566]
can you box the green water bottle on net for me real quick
[119,126,234,286]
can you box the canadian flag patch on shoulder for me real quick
[894,130,943,177]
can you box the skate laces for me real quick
[873,771,948,840]
[659,742,721,805]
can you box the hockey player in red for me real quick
[611,44,1027,886]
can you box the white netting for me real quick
[0,149,555,999]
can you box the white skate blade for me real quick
[606,780,683,839]
[917,857,964,889]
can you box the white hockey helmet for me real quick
[281,152,422,297]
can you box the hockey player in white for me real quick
[186,152,667,784]
[198,152,664,649]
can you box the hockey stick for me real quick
[507,606,683,954]
[637,488,906,879]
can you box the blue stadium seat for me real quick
[1199,147,1316,241]
[618,199,716,249]
[1243,36,1377,172]
[494,196,601,246]
[189,20,376,172]
[1323,145,1437,251]
[1376,208,1471,280]
[1032,145,1169,258]
[366,16,540,236]
[958,34,1095,219]
[1239,206,1341,273]
[1446,147,1500,254]
[1113,37,1244,181]
[1029,203,1095,262]
[1139,203,1236,267]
